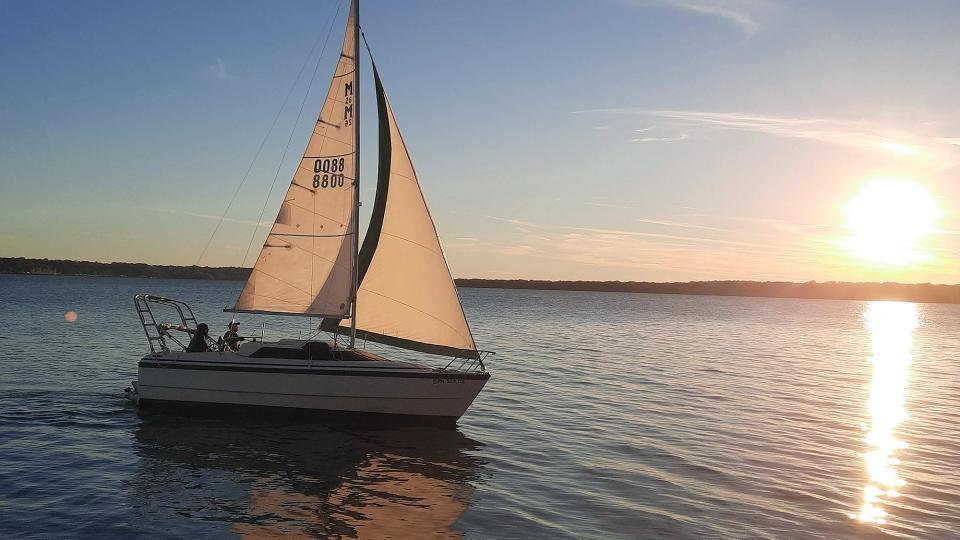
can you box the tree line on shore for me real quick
[3,257,959,304]
[456,278,960,304]
[0,257,250,281]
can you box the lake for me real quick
[1,274,958,539]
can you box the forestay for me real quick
[324,65,479,359]
[231,7,358,317]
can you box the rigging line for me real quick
[241,0,345,268]
[195,0,342,267]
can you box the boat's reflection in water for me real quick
[132,415,484,538]
[857,301,916,525]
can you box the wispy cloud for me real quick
[149,208,270,228]
[487,216,537,228]
[579,107,960,171]
[678,212,824,236]
[624,0,771,36]
[207,57,229,80]
[568,225,793,251]
[460,209,960,281]
[487,215,541,235]
[462,211,854,278]
[498,244,540,256]
[629,109,915,150]
[632,132,691,143]
[636,217,732,232]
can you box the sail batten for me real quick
[230,4,359,318]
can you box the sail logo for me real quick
[344,81,353,126]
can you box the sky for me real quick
[2,0,960,283]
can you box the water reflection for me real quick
[131,416,485,538]
[857,301,916,525]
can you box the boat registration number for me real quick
[433,374,465,384]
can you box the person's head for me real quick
[229,319,240,332]
[197,323,209,336]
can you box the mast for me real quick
[349,0,361,348]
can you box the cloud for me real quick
[632,132,691,143]
[498,244,540,256]
[484,270,525,278]
[636,217,732,232]
[148,208,270,228]
[487,215,542,235]
[568,225,793,251]
[623,0,771,36]
[630,109,912,150]
[470,213,857,279]
[556,224,839,277]
[579,107,960,171]
[678,212,822,236]
[488,216,537,228]
[207,57,228,80]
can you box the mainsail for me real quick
[231,5,358,317]
[323,64,479,359]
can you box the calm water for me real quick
[1,275,959,539]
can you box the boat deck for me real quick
[139,339,437,372]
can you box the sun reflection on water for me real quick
[856,301,917,525]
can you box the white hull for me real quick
[132,342,489,425]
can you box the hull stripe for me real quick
[138,361,490,380]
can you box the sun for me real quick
[842,178,941,265]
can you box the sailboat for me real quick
[126,0,491,426]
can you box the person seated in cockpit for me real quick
[221,319,246,352]
[160,322,213,352]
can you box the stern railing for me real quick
[134,294,199,353]
[443,351,494,373]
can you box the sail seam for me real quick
[276,241,345,265]
[239,291,315,307]
[377,231,443,256]
[271,232,352,238]
[303,152,355,159]
[247,269,312,296]
[276,200,351,223]
[359,288,474,341]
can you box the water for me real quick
[1,275,959,539]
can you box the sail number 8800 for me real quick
[313,158,345,189]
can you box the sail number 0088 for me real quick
[313,158,345,189]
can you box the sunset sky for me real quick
[2,0,960,283]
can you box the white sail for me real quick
[325,66,479,358]
[232,5,358,317]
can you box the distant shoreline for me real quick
[3,257,959,304]
[0,257,250,281]
[456,279,960,305]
